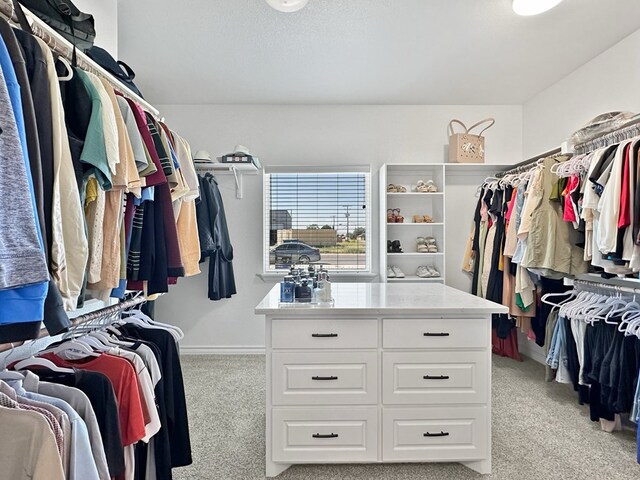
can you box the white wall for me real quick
[154,105,522,352]
[523,29,640,158]
[74,0,118,56]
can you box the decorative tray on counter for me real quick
[277,298,335,307]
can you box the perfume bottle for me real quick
[295,279,312,303]
[280,275,295,303]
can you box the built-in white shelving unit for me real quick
[380,164,447,283]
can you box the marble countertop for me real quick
[255,283,508,315]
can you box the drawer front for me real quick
[383,351,487,405]
[383,407,488,461]
[272,351,378,405]
[383,318,488,349]
[272,407,378,463]
[271,318,378,349]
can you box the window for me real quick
[264,168,370,272]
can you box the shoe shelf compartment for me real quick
[381,163,447,285]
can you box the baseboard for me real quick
[179,345,266,355]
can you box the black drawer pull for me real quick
[312,376,338,381]
[423,375,450,380]
[312,333,338,338]
[423,332,450,337]
[424,431,449,437]
[313,433,339,439]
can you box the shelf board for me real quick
[386,222,444,227]
[387,192,443,196]
[387,276,444,282]
[387,252,444,257]
[196,162,259,174]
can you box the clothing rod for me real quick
[0,0,160,118]
[0,295,146,354]
[495,147,562,178]
[573,274,640,295]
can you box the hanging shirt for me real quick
[117,96,149,174]
[0,405,65,480]
[30,369,125,478]
[21,375,111,480]
[74,68,112,191]
[42,353,147,447]
[0,34,49,326]
[12,378,101,480]
[119,324,192,468]
[37,36,88,312]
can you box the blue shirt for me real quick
[0,34,48,325]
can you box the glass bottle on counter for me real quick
[295,279,312,303]
[280,275,295,303]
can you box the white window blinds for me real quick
[263,169,370,272]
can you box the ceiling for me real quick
[117,0,640,105]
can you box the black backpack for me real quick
[86,46,144,98]
[15,0,96,51]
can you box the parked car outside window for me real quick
[269,241,321,264]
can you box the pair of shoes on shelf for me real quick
[387,208,405,223]
[387,265,405,278]
[416,236,438,253]
[387,184,407,193]
[412,214,434,223]
[415,180,438,193]
[387,240,403,253]
[416,265,440,278]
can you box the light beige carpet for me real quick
[174,354,638,480]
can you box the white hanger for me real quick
[0,369,25,381]
[123,309,185,340]
[13,357,74,374]
[541,290,576,308]
[40,339,100,359]
[57,56,74,81]
[74,334,112,352]
[0,344,25,380]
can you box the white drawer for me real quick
[272,407,378,463]
[383,351,488,405]
[272,351,378,405]
[383,406,488,462]
[271,318,378,349]
[382,318,488,349]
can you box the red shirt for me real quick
[618,143,632,229]
[43,353,146,446]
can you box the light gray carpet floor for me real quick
[174,355,639,480]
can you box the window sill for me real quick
[256,272,379,282]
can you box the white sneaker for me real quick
[426,265,440,277]
[387,266,396,278]
[391,266,405,278]
[416,266,430,278]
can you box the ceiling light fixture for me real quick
[265,0,309,13]
[512,0,563,16]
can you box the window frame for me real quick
[262,166,372,276]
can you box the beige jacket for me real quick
[38,38,88,311]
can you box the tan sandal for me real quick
[412,215,424,223]
[395,185,407,193]
[423,215,434,223]
[415,180,438,193]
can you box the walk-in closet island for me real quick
[256,283,508,477]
